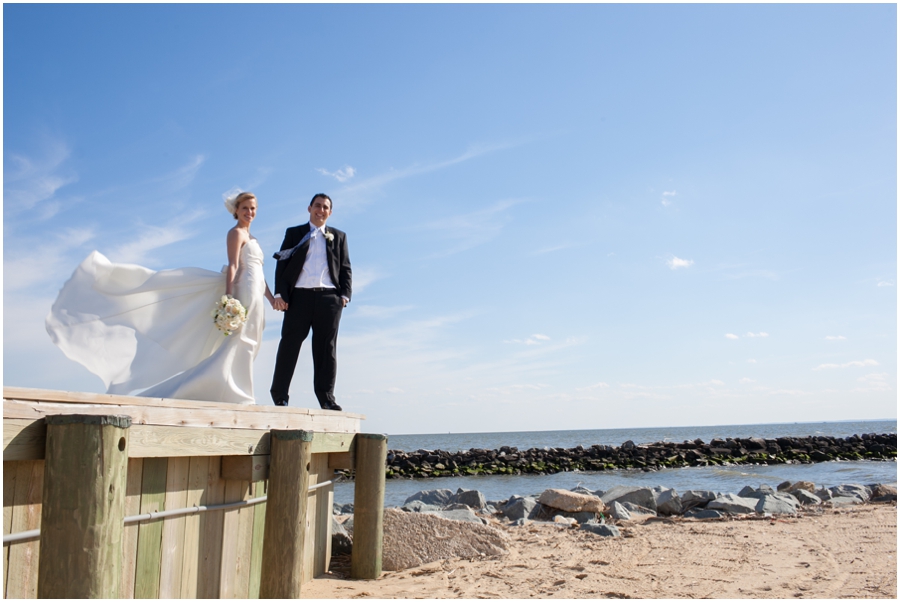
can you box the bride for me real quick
[45,191,278,404]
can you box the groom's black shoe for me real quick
[273,398,288,407]
[319,401,342,411]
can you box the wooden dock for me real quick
[2,387,386,598]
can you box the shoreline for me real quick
[308,503,897,599]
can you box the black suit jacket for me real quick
[274,223,352,301]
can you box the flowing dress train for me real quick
[46,239,266,404]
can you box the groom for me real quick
[270,193,352,411]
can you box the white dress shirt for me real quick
[296,224,337,289]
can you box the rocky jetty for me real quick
[363,432,896,479]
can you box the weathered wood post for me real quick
[259,429,312,598]
[37,414,131,598]
[350,433,387,580]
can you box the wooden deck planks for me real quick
[3,388,364,425]
[179,455,210,599]
[197,457,225,599]
[157,457,190,598]
[5,460,43,599]
[5,418,358,461]
[247,481,267,599]
[3,387,369,599]
[3,461,17,598]
[133,457,168,599]
[120,458,145,598]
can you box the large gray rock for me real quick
[654,488,683,516]
[829,484,871,503]
[787,481,816,494]
[332,517,352,555]
[620,501,656,517]
[404,489,455,507]
[382,507,508,571]
[600,486,657,512]
[755,493,800,515]
[581,521,620,537]
[827,496,863,507]
[870,484,897,502]
[793,489,823,505]
[684,508,725,520]
[681,490,718,511]
[738,484,776,500]
[502,497,537,521]
[424,508,485,524]
[402,500,444,513]
[815,487,834,501]
[537,489,605,513]
[707,494,758,514]
[451,489,487,510]
[608,501,631,521]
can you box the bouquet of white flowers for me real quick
[212,295,247,336]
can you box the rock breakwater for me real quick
[366,432,897,479]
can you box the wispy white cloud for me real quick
[857,373,889,384]
[354,304,415,319]
[747,359,757,363]
[505,333,551,345]
[350,266,381,294]
[824,335,846,341]
[531,243,574,256]
[661,190,676,207]
[420,199,522,257]
[576,382,610,391]
[316,165,356,182]
[4,227,96,293]
[335,142,521,207]
[877,280,894,287]
[855,373,891,392]
[667,256,694,269]
[107,212,203,265]
[812,359,879,371]
[745,332,769,338]
[725,333,739,340]
[739,377,755,384]
[485,383,549,395]
[4,138,78,214]
[149,154,206,193]
[244,167,274,190]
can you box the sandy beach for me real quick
[303,503,896,599]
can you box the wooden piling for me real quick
[36,414,131,598]
[350,433,388,580]
[259,430,312,598]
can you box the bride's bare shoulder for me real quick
[227,226,250,241]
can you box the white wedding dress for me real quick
[46,239,267,404]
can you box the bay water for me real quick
[334,419,897,507]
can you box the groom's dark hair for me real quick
[310,193,332,209]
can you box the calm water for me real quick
[334,420,897,507]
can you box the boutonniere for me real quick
[324,231,335,243]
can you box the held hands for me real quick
[271,298,288,312]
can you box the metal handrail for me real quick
[3,480,333,545]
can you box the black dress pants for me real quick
[270,288,343,407]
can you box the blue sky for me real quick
[4,4,896,435]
